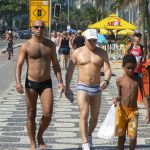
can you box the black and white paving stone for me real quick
[0,68,150,150]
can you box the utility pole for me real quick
[49,0,52,39]
[68,0,70,24]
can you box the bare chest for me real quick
[121,80,138,91]
[27,44,51,59]
[77,52,103,66]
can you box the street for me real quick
[0,48,150,149]
[0,39,25,97]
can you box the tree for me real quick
[0,0,29,28]
[51,2,100,31]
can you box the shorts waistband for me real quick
[120,104,138,111]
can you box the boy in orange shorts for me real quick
[113,54,150,150]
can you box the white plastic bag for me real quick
[97,104,116,140]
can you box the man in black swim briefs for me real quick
[15,20,64,150]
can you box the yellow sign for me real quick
[29,0,50,27]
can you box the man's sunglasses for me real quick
[33,26,45,29]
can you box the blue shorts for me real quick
[59,47,70,55]
[77,83,101,97]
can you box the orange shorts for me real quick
[115,104,139,138]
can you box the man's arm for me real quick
[15,43,26,94]
[51,43,63,83]
[101,51,111,90]
[13,34,16,44]
[65,50,77,90]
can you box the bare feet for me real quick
[37,135,46,149]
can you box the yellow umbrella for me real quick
[99,29,111,35]
[117,29,134,35]
[89,14,137,30]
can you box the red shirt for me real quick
[130,46,142,73]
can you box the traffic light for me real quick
[54,4,61,18]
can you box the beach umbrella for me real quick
[117,29,134,36]
[89,14,137,30]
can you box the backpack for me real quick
[128,43,144,55]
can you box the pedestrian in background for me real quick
[6,30,15,60]
[113,54,150,150]
[125,32,146,78]
[51,31,59,60]
[58,31,72,70]
[73,30,85,49]
[65,28,111,150]
[15,20,64,150]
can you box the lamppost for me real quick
[68,0,69,24]
[67,0,70,30]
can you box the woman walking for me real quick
[58,31,72,70]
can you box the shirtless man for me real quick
[15,20,64,150]
[65,29,111,150]
[6,30,15,60]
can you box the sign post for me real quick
[29,0,50,27]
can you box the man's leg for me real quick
[118,135,126,150]
[25,89,38,150]
[11,48,14,57]
[37,88,53,148]
[7,48,11,60]
[77,91,90,144]
[88,93,101,136]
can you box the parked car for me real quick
[18,30,32,39]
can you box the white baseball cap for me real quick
[84,29,98,40]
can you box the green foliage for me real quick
[111,0,125,11]
[0,0,28,14]
[0,0,29,28]
[51,3,98,31]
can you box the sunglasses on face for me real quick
[33,26,45,30]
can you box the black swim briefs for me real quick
[25,78,52,93]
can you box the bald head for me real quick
[32,20,45,27]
